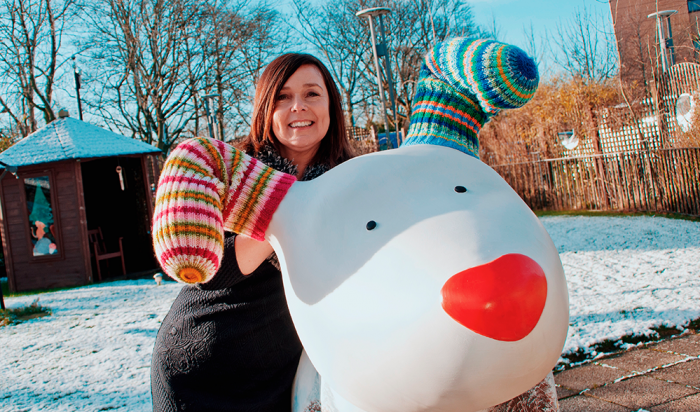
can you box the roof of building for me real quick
[0,117,161,168]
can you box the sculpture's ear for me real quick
[152,137,296,284]
[401,37,539,158]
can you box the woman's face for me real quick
[272,64,330,160]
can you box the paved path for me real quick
[555,331,700,411]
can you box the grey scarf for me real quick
[252,143,331,270]
[253,143,330,182]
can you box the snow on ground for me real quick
[540,216,700,359]
[0,215,699,411]
[1,280,183,411]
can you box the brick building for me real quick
[610,0,700,92]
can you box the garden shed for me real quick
[0,114,161,292]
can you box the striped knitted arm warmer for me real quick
[152,137,296,284]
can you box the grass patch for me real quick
[0,298,51,327]
[1,269,163,298]
[1,279,85,298]
[557,320,699,370]
[534,210,700,222]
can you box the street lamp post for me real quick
[357,7,399,149]
[648,10,678,73]
[202,94,220,140]
[72,56,83,121]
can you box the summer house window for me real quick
[24,175,60,257]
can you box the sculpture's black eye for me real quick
[366,220,377,231]
[454,186,467,193]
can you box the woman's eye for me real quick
[307,91,319,97]
[276,94,289,101]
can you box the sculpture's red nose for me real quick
[441,253,547,342]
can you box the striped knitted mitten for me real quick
[152,137,296,284]
[402,38,539,158]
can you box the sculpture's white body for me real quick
[268,145,569,412]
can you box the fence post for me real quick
[588,105,610,209]
[369,126,379,152]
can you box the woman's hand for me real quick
[235,234,275,275]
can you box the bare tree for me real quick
[0,0,77,137]
[84,0,287,149]
[225,4,291,139]
[522,22,551,75]
[387,0,480,129]
[85,0,203,154]
[185,0,253,141]
[292,0,481,132]
[291,0,371,129]
[554,5,618,83]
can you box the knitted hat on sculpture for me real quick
[401,37,539,158]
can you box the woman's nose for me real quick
[441,253,548,342]
[290,95,307,112]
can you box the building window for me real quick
[24,175,60,257]
[689,0,700,13]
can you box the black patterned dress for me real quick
[151,147,329,412]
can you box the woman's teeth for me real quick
[290,121,313,128]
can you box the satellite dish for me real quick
[558,130,579,150]
[675,93,695,132]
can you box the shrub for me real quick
[479,76,621,165]
[0,298,51,327]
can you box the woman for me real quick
[151,53,354,412]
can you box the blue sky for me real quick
[470,0,613,48]
[468,0,615,73]
[284,0,616,74]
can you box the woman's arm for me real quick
[194,233,274,290]
[235,235,274,275]
[153,137,295,284]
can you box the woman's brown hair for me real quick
[238,53,354,167]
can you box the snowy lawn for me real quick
[542,215,700,361]
[1,215,699,411]
[1,280,183,411]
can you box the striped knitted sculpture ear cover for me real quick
[152,137,296,284]
[402,37,539,158]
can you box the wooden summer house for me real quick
[0,115,161,292]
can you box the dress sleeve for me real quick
[152,137,296,284]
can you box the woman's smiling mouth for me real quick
[289,120,314,128]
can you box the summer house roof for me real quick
[0,117,161,168]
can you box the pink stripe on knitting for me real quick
[160,246,220,267]
[213,139,227,153]
[247,173,296,241]
[153,205,221,223]
[159,175,219,192]
[176,141,220,177]
[154,195,222,217]
[222,157,259,224]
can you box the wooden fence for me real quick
[492,148,700,217]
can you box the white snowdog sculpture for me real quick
[279,143,568,412]
[153,37,569,412]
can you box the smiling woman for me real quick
[150,53,354,412]
[272,65,331,172]
[239,54,353,176]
